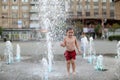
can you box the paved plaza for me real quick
[0,40,120,80]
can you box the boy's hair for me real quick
[66,27,73,32]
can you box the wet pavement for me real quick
[0,40,119,80]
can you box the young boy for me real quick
[60,27,80,75]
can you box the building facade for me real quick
[65,0,119,24]
[65,0,120,39]
[114,0,120,20]
[0,0,38,41]
[0,0,39,29]
[0,0,120,29]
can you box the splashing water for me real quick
[42,58,49,80]
[94,55,104,71]
[115,41,120,58]
[80,35,89,58]
[4,41,14,64]
[16,44,21,62]
[38,0,65,75]
[114,58,120,79]
[88,37,96,63]
[114,41,120,79]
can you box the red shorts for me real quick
[64,50,76,61]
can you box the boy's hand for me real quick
[60,42,65,47]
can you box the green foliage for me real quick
[94,24,102,33]
[0,27,3,35]
[108,35,120,41]
[109,23,120,32]
[112,23,120,29]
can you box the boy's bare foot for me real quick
[67,72,70,76]
[72,72,76,75]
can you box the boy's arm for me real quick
[75,37,80,54]
[60,37,66,47]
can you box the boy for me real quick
[60,27,80,75]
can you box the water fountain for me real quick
[42,58,49,80]
[4,41,14,64]
[94,55,104,71]
[115,41,120,58]
[80,34,89,58]
[88,37,96,64]
[37,0,65,78]
[15,44,21,62]
[114,57,120,79]
[114,41,120,79]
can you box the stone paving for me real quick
[0,40,119,80]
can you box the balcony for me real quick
[30,23,39,28]
[30,15,39,20]
[30,6,39,12]
[30,9,39,12]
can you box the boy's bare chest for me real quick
[66,38,75,44]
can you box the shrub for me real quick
[108,35,120,41]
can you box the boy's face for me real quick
[67,29,74,37]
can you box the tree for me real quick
[94,24,102,38]
[0,27,3,36]
[112,23,120,31]
[109,23,120,34]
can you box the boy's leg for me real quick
[67,60,70,75]
[71,59,76,74]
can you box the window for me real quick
[110,3,114,10]
[12,6,18,10]
[103,5,106,8]
[94,0,98,2]
[110,11,114,18]
[77,5,82,11]
[102,0,106,2]
[86,12,90,16]
[102,12,106,17]
[13,0,17,2]
[110,0,113,2]
[94,2,99,10]
[85,0,90,4]
[77,12,82,16]
[102,2,106,6]
[85,5,90,11]
[22,6,28,10]
[32,0,38,1]
[12,21,18,25]
[94,2,98,6]
[94,6,99,9]
[2,0,7,2]
[22,0,28,2]
[22,13,29,18]
[2,5,8,10]
[94,12,98,17]
[110,6,114,10]
[12,13,18,18]
[86,0,91,2]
